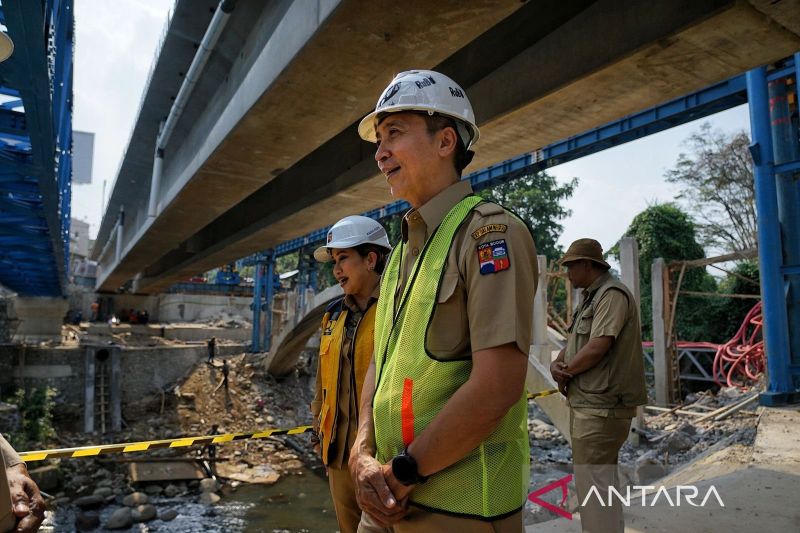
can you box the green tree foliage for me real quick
[665,123,757,253]
[9,387,57,449]
[478,171,578,260]
[614,203,717,341]
[705,261,761,343]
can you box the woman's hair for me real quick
[354,243,389,275]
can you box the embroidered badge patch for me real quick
[477,239,510,275]
[471,224,508,240]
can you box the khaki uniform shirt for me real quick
[311,287,378,469]
[0,434,21,468]
[396,180,538,358]
[565,272,639,418]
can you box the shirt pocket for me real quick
[575,307,594,335]
[319,333,334,356]
[427,272,469,357]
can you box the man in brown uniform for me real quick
[1,434,45,532]
[349,70,538,532]
[550,238,647,533]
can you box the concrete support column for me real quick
[531,255,551,367]
[148,145,164,218]
[110,348,121,432]
[83,348,95,433]
[114,208,124,264]
[651,258,673,406]
[620,237,644,444]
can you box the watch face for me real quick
[392,455,414,483]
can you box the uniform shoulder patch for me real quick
[471,223,507,240]
[474,202,505,216]
[476,239,510,275]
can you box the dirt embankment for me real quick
[172,351,319,479]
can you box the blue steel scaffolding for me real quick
[247,250,277,353]
[0,0,73,296]
[746,55,800,405]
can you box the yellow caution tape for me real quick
[19,425,313,462]
[19,389,560,462]
[527,388,559,400]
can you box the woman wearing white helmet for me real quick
[309,215,391,533]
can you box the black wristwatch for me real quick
[391,448,428,486]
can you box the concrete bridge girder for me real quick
[94,0,524,291]
[97,0,800,294]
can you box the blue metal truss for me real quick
[273,71,749,258]
[747,54,800,405]
[0,0,73,296]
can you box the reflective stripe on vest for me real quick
[373,195,530,519]
[318,304,375,465]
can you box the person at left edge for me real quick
[310,216,392,533]
[1,435,45,532]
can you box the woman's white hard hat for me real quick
[313,216,392,263]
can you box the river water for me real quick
[42,462,573,530]
[42,469,340,532]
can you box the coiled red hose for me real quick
[712,301,764,388]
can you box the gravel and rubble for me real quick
[37,347,323,531]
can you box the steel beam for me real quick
[747,66,799,405]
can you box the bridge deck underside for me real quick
[95,0,800,294]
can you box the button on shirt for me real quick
[395,180,538,359]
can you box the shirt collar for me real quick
[401,180,473,241]
[343,283,380,313]
[583,271,613,298]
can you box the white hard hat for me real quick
[0,33,14,63]
[313,216,392,262]
[358,70,480,150]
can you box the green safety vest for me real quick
[373,195,530,519]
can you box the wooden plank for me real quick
[129,461,206,482]
[667,247,757,269]
[679,290,761,300]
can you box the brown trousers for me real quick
[570,409,632,533]
[328,465,362,533]
[358,507,523,533]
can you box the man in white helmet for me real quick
[349,70,538,532]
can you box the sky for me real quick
[72,0,175,240]
[71,1,753,260]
